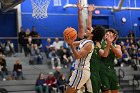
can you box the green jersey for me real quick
[90,45,101,72]
[90,45,101,93]
[100,40,120,91]
[101,40,115,69]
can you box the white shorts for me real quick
[69,69,93,92]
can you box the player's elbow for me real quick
[117,54,122,59]
[116,52,122,58]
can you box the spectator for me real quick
[54,67,61,80]
[0,56,7,81]
[25,28,31,37]
[48,45,61,69]
[120,41,126,52]
[125,39,130,50]
[122,49,131,66]
[127,30,135,38]
[45,38,52,59]
[57,74,67,93]
[24,28,31,56]
[36,34,42,51]
[0,42,4,55]
[46,72,57,93]
[35,73,48,93]
[130,39,135,46]
[136,48,140,66]
[30,44,43,64]
[136,39,140,48]
[59,48,69,68]
[27,36,33,55]
[128,44,137,65]
[12,59,24,80]
[52,37,63,51]
[4,39,15,57]
[18,27,26,53]
[30,26,38,44]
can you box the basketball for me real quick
[63,27,77,41]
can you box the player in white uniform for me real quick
[69,39,94,91]
[65,37,94,93]
[64,3,95,93]
[64,25,107,93]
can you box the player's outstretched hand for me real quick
[77,2,83,11]
[88,4,96,12]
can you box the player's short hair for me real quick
[91,26,106,42]
[106,28,118,35]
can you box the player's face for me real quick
[105,32,110,40]
[105,31,116,41]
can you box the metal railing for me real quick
[118,68,125,84]
[133,75,140,93]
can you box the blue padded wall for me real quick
[21,0,140,37]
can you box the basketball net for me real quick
[31,0,51,19]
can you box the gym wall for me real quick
[21,0,78,37]
[21,0,140,37]
[88,0,140,37]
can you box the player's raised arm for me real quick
[87,4,95,31]
[99,32,115,57]
[111,43,122,58]
[77,3,84,39]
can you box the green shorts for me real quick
[90,71,101,93]
[100,68,120,91]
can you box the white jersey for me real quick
[75,39,94,71]
[69,39,94,92]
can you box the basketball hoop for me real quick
[30,0,51,19]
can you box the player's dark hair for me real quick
[106,28,118,35]
[91,26,106,42]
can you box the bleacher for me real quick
[115,66,140,93]
[0,53,140,93]
[0,53,69,93]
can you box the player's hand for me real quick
[64,38,74,46]
[77,3,83,11]
[64,35,74,46]
[106,32,116,45]
[88,4,96,12]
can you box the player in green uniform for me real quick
[90,28,116,93]
[100,29,122,93]
[77,3,116,93]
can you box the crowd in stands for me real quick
[0,26,140,93]
[0,55,24,81]
[35,68,67,93]
[116,36,140,67]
